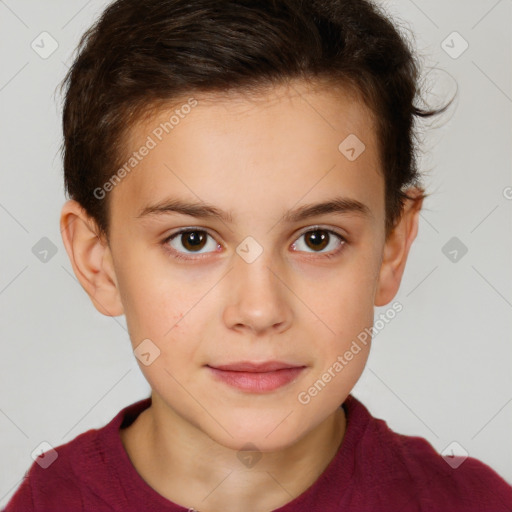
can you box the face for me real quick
[104,81,387,451]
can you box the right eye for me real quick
[162,228,222,261]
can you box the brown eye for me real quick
[291,228,346,257]
[179,231,207,252]
[165,229,220,259]
[304,230,329,251]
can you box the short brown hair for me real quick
[59,0,452,240]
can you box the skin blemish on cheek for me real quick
[172,312,184,328]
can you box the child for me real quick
[5,0,512,510]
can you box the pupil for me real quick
[183,231,205,251]
[307,230,328,250]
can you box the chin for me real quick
[205,413,308,453]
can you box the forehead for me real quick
[110,80,383,227]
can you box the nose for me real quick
[222,250,293,336]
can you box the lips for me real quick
[206,361,307,392]
[208,361,304,372]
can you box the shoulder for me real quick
[3,398,152,512]
[4,422,107,511]
[344,396,512,511]
[386,429,512,510]
[3,427,98,511]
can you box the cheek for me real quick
[311,258,378,334]
[299,257,377,394]
[126,292,202,395]
[113,260,184,347]
[121,274,206,364]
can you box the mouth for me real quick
[206,361,307,393]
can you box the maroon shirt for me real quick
[4,395,512,511]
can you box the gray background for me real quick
[1,0,511,505]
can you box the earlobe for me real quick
[60,200,124,317]
[374,192,423,307]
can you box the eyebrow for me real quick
[136,196,372,224]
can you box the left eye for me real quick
[291,228,346,255]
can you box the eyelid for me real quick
[166,225,216,238]
[296,224,347,239]
[162,225,221,244]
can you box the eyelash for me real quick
[161,226,347,262]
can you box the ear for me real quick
[60,199,124,317]
[374,188,424,307]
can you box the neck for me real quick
[121,394,346,512]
